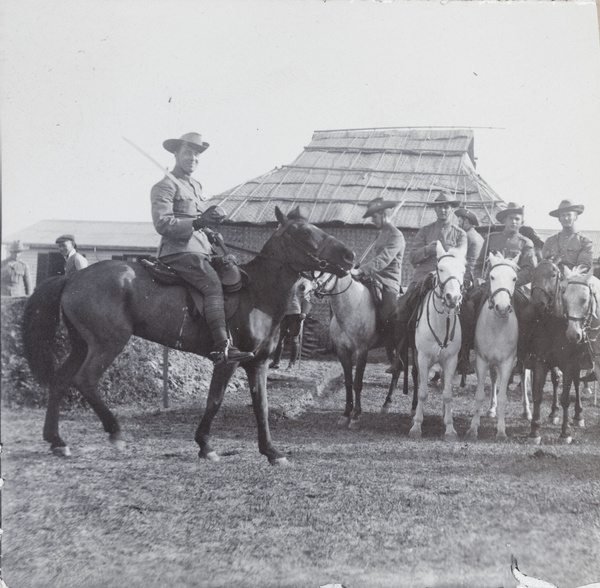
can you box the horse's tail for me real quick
[22,276,68,385]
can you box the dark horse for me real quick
[22,207,355,465]
[527,259,587,444]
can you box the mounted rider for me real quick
[541,199,593,274]
[350,197,405,368]
[390,190,467,373]
[462,201,537,368]
[150,132,254,365]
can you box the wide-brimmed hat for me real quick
[55,234,75,244]
[9,240,24,252]
[427,190,461,207]
[549,199,585,218]
[362,197,398,218]
[454,208,479,226]
[496,202,525,224]
[163,132,209,154]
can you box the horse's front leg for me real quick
[409,349,430,439]
[487,367,498,418]
[337,352,354,428]
[441,350,459,440]
[572,372,584,429]
[349,351,368,430]
[549,367,561,424]
[521,369,532,421]
[528,360,548,444]
[246,362,287,465]
[559,371,577,444]
[195,362,238,462]
[467,354,488,440]
[495,358,514,440]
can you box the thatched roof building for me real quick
[213,127,506,227]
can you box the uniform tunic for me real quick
[474,230,536,286]
[409,221,467,283]
[360,223,405,293]
[464,227,484,284]
[1,258,31,296]
[541,231,594,273]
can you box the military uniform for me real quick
[409,221,467,283]
[541,231,593,273]
[1,258,31,297]
[360,222,405,322]
[474,231,536,286]
[464,227,484,285]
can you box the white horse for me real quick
[467,252,520,440]
[409,241,466,440]
[562,266,600,387]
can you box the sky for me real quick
[2,0,600,242]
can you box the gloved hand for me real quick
[193,205,227,230]
[299,313,307,321]
[350,268,363,279]
[221,254,237,266]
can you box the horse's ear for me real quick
[488,251,498,266]
[563,266,573,280]
[287,206,305,221]
[436,241,446,258]
[275,206,287,225]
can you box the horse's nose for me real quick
[445,292,459,308]
[495,303,511,317]
[343,250,355,266]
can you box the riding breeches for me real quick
[159,252,228,346]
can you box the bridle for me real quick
[487,262,518,313]
[531,260,561,315]
[421,254,463,350]
[223,219,348,277]
[432,253,464,310]
[311,271,353,299]
[563,280,597,331]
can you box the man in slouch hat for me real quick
[350,197,405,370]
[150,132,254,364]
[387,190,467,373]
[1,240,31,297]
[541,199,593,273]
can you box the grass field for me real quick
[2,359,600,588]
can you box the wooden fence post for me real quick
[162,346,170,408]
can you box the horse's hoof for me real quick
[380,404,391,414]
[522,411,532,422]
[559,435,572,445]
[445,431,458,441]
[270,457,289,467]
[408,428,422,440]
[337,416,351,428]
[348,418,361,431]
[527,435,542,446]
[495,432,509,441]
[466,428,478,441]
[486,409,497,419]
[110,439,126,452]
[574,419,585,429]
[200,451,220,462]
[551,416,560,426]
[52,446,71,457]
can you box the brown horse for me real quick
[22,207,355,465]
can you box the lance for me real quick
[122,136,206,201]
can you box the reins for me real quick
[311,272,353,299]
[222,221,346,276]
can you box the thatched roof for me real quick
[213,127,506,228]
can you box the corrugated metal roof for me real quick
[213,127,505,228]
[3,220,160,250]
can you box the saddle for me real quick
[141,256,249,321]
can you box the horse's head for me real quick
[531,258,562,317]
[435,241,466,309]
[487,251,519,318]
[271,206,355,277]
[561,266,599,344]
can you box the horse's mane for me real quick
[563,266,600,302]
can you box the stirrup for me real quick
[209,341,254,365]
